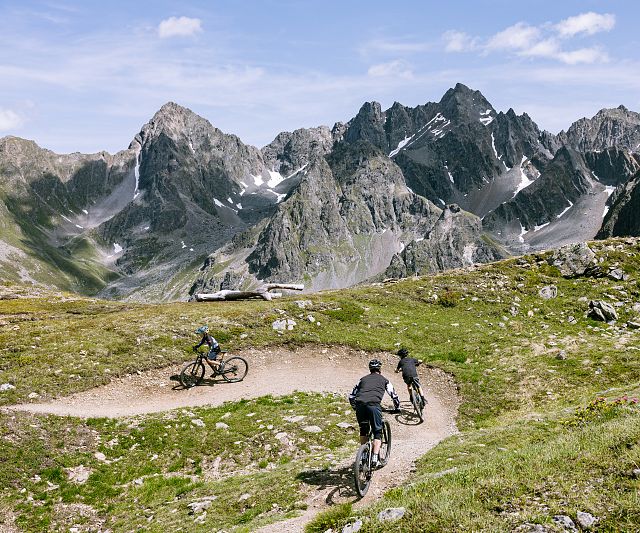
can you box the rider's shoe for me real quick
[371,453,379,468]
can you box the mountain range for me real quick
[1,83,639,301]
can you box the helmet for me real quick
[368,359,382,371]
[397,348,409,358]
[195,325,209,334]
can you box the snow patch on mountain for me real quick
[513,157,535,197]
[389,135,414,157]
[557,201,574,218]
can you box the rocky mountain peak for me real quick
[438,83,493,120]
[560,105,640,153]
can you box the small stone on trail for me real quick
[632,468,640,478]
[336,422,353,429]
[556,351,567,360]
[377,507,406,521]
[215,422,229,430]
[294,300,313,309]
[576,511,596,530]
[28,392,40,399]
[191,418,205,428]
[239,493,251,501]
[627,321,640,330]
[94,452,107,462]
[0,383,15,392]
[303,425,322,433]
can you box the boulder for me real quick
[627,321,640,330]
[552,515,577,530]
[272,318,297,331]
[66,465,92,484]
[548,242,596,277]
[588,300,618,322]
[342,520,363,533]
[576,511,596,530]
[607,267,625,281]
[377,507,406,522]
[539,286,558,299]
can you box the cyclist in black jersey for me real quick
[349,359,400,467]
[193,325,222,376]
[395,348,426,405]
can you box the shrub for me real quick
[438,288,460,308]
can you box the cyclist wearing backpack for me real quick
[349,359,400,467]
[395,348,427,406]
[193,325,222,376]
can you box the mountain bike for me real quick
[409,379,426,422]
[180,348,248,388]
[353,417,391,497]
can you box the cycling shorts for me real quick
[354,403,383,439]
[403,375,421,387]
[207,346,221,360]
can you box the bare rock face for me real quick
[384,204,505,278]
[548,242,596,277]
[598,168,640,238]
[559,106,640,153]
[261,126,334,178]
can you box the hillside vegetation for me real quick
[1,237,639,531]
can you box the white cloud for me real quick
[556,47,609,65]
[443,31,478,53]
[158,16,202,38]
[555,12,615,38]
[360,39,431,55]
[486,22,540,51]
[367,60,413,79]
[0,108,23,131]
[445,13,613,65]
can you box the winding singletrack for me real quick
[8,346,459,532]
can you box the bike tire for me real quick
[180,361,205,388]
[411,386,424,422]
[378,420,392,467]
[353,443,372,497]
[220,357,249,383]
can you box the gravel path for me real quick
[8,346,459,532]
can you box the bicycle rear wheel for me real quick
[411,385,424,422]
[180,361,205,388]
[353,443,372,497]
[220,356,248,382]
[378,420,392,466]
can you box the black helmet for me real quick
[368,359,382,371]
[397,348,409,358]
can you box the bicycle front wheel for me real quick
[180,361,205,388]
[220,357,248,383]
[354,443,372,497]
[378,420,392,467]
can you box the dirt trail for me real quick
[8,346,459,532]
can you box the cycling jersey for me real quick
[396,357,421,380]
[349,373,400,409]
[349,372,399,440]
[195,333,220,360]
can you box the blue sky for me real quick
[0,0,638,153]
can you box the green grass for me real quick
[1,237,640,530]
[0,392,357,532]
